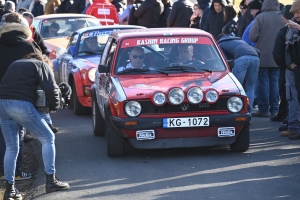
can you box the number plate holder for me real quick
[136,130,155,140]
[163,117,209,128]
[218,127,235,137]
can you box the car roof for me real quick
[111,28,213,39]
[75,25,145,34]
[34,14,98,20]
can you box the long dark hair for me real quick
[223,5,238,23]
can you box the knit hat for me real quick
[248,0,262,10]
[280,5,294,20]
[290,0,300,13]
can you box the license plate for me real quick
[163,117,209,128]
[136,130,155,140]
[218,127,235,137]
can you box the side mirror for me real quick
[98,64,108,73]
[68,46,76,57]
[227,59,234,70]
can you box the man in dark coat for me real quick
[128,0,144,25]
[197,0,211,30]
[167,0,193,27]
[69,0,85,13]
[112,0,126,13]
[31,0,45,17]
[134,0,164,28]
[204,0,227,38]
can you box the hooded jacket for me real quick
[217,35,259,60]
[134,0,164,28]
[0,59,60,111]
[249,0,284,67]
[204,0,227,38]
[167,0,193,27]
[272,25,288,69]
[197,0,211,29]
[0,23,40,81]
[86,0,119,25]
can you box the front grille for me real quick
[124,98,228,114]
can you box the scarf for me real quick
[285,18,300,47]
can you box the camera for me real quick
[36,82,72,113]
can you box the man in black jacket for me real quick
[273,1,300,139]
[128,0,144,25]
[204,0,227,39]
[167,0,193,27]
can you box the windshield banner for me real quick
[121,37,213,48]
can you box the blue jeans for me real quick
[233,55,260,112]
[257,67,280,114]
[41,113,52,125]
[0,126,24,173]
[0,99,56,184]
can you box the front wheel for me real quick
[230,124,250,152]
[92,91,105,136]
[106,114,125,157]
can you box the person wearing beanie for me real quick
[197,0,211,29]
[237,0,254,37]
[273,1,300,139]
[203,0,227,38]
[249,0,284,118]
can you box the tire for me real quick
[73,82,88,115]
[92,91,105,136]
[230,124,250,152]
[106,114,125,157]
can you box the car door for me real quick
[58,33,79,83]
[97,37,114,118]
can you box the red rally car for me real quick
[91,28,251,157]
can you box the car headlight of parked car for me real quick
[187,87,203,104]
[168,88,184,105]
[153,92,166,105]
[88,68,97,82]
[205,90,219,103]
[227,97,243,113]
[125,101,142,117]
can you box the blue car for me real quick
[53,25,145,115]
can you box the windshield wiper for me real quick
[118,68,169,75]
[77,51,96,55]
[160,65,212,73]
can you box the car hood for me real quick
[44,37,69,52]
[72,55,101,68]
[116,72,242,100]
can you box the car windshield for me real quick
[115,36,226,74]
[40,18,99,38]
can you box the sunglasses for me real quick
[131,54,144,59]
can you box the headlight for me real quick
[153,92,166,105]
[227,97,243,112]
[125,101,141,117]
[205,90,218,103]
[88,68,97,82]
[187,87,203,104]
[168,88,184,105]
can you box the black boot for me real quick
[48,124,58,133]
[46,173,70,193]
[3,181,22,200]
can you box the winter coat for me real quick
[86,0,119,25]
[0,59,60,111]
[242,20,255,47]
[32,1,45,17]
[44,0,61,14]
[197,0,210,30]
[190,16,200,28]
[128,0,144,25]
[56,0,73,13]
[222,16,238,36]
[217,35,259,60]
[272,25,288,69]
[16,0,32,12]
[30,25,50,55]
[112,0,126,13]
[0,23,40,81]
[69,0,86,13]
[237,4,253,37]
[167,0,193,27]
[204,0,227,38]
[159,0,172,27]
[134,0,164,28]
[249,0,284,67]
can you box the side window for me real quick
[106,40,117,68]
[100,37,113,65]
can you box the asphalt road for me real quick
[29,109,300,200]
